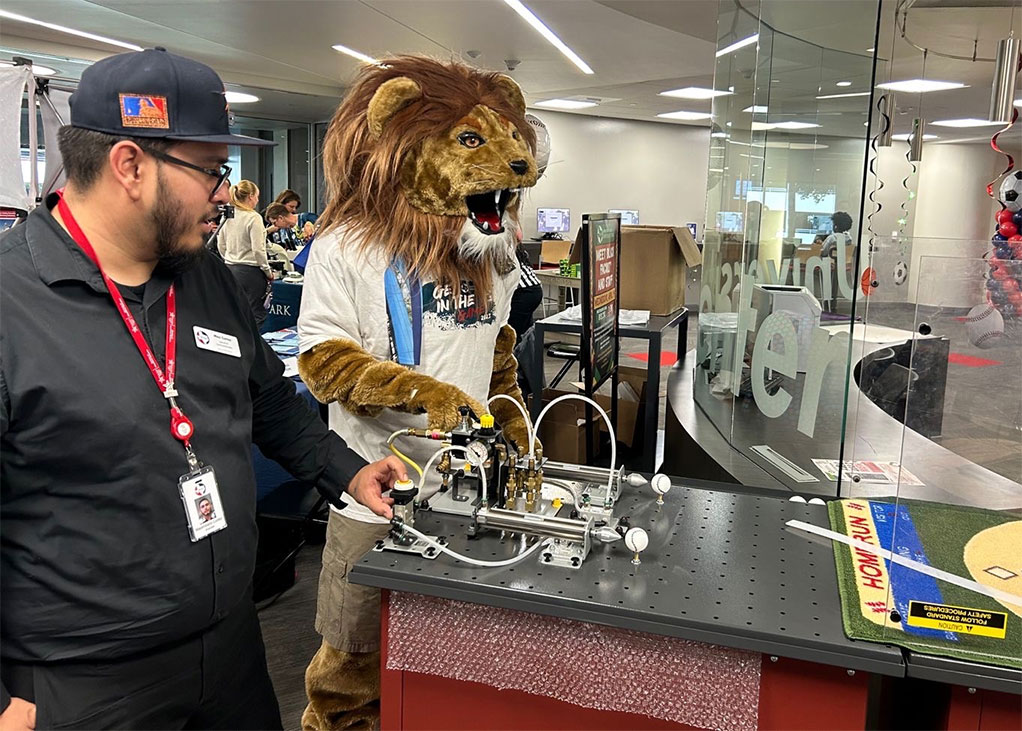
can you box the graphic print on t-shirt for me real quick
[422,280,495,329]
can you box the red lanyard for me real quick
[56,191,197,460]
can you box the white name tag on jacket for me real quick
[193,326,241,357]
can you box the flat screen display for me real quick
[716,211,743,232]
[609,209,639,225]
[538,208,570,233]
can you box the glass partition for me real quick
[696,0,880,494]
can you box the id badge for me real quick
[178,466,228,541]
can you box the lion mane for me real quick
[317,56,537,305]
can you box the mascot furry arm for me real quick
[297,58,538,450]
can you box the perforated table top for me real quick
[350,481,906,677]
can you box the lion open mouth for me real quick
[466,189,513,234]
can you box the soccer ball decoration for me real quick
[988,173,1022,321]
[999,171,1022,213]
[892,260,908,286]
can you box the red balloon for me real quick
[999,221,1019,238]
[997,209,1015,225]
[1009,235,1022,243]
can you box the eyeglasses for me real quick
[141,147,231,199]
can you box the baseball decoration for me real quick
[964,303,1005,349]
[893,260,908,286]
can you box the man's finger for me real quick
[381,455,408,482]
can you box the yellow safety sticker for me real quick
[907,601,1008,639]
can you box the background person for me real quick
[0,47,405,731]
[217,179,274,325]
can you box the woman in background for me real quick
[217,180,274,325]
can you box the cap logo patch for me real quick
[119,94,170,129]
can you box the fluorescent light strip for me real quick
[332,44,379,65]
[657,110,712,121]
[716,33,759,57]
[816,91,871,99]
[743,105,768,113]
[224,91,259,104]
[0,10,142,51]
[836,81,852,87]
[659,86,732,100]
[876,79,966,93]
[502,0,593,75]
[892,133,937,141]
[930,118,1005,128]
[533,98,597,110]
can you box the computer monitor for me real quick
[716,211,743,233]
[807,214,833,234]
[609,209,639,225]
[537,207,570,233]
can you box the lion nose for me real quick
[509,159,529,175]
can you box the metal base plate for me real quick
[374,534,446,560]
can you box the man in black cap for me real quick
[0,48,404,729]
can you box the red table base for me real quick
[380,591,872,731]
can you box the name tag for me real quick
[193,326,241,358]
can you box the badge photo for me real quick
[179,466,228,541]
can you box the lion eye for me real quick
[512,130,520,140]
[458,131,485,148]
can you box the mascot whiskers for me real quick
[297,56,539,730]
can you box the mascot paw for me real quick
[414,383,487,432]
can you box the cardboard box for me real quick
[533,365,648,463]
[540,238,573,266]
[575,225,701,315]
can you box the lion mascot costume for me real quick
[296,56,539,730]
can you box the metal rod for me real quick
[27,75,39,207]
[989,37,1020,123]
[475,507,589,542]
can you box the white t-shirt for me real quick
[298,224,519,523]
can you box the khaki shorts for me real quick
[314,511,391,653]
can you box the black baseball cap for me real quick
[70,47,275,147]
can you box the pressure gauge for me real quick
[465,440,490,467]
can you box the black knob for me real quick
[509,159,529,175]
[918,323,931,336]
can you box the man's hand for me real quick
[0,698,36,731]
[347,456,407,519]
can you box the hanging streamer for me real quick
[865,94,892,250]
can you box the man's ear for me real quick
[367,77,422,139]
[108,141,148,201]
[492,74,526,115]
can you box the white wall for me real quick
[909,143,1002,307]
[522,111,710,237]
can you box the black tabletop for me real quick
[536,307,688,338]
[350,480,906,677]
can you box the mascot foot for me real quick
[303,641,380,731]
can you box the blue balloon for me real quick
[993,233,1008,242]
[1014,211,1022,227]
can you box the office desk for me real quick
[533,267,580,313]
[528,308,688,472]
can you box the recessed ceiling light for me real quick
[743,105,768,114]
[0,10,143,51]
[716,33,759,57]
[866,48,875,53]
[224,91,259,104]
[930,118,1005,128]
[0,60,56,75]
[710,131,729,138]
[836,81,853,87]
[892,133,938,141]
[773,121,821,129]
[659,86,731,99]
[771,79,780,83]
[876,79,967,93]
[332,44,379,65]
[502,0,593,74]
[534,98,597,110]
[657,110,712,121]
[751,121,774,131]
[816,91,871,99]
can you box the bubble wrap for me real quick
[387,591,761,731]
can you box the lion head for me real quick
[318,56,538,303]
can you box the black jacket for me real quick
[0,195,365,707]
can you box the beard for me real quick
[150,168,214,277]
[457,215,517,276]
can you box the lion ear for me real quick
[367,77,422,139]
[493,74,527,115]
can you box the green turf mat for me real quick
[828,498,1022,670]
